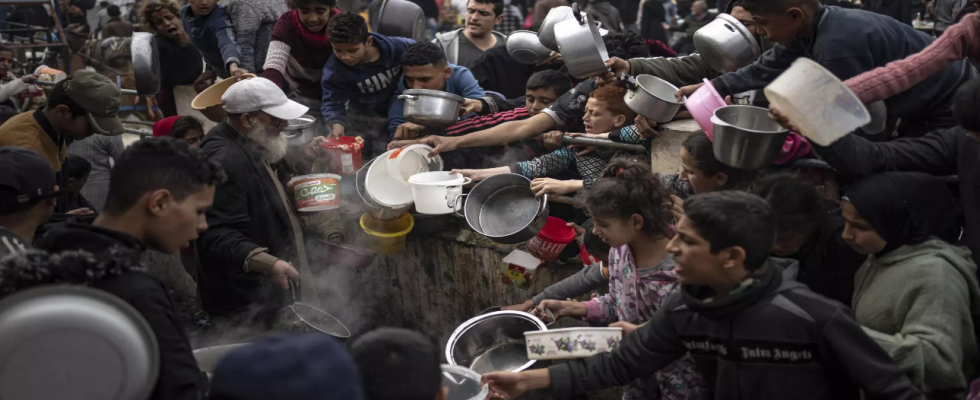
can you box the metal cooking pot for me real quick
[193,343,249,373]
[538,6,582,51]
[284,115,316,147]
[453,173,549,244]
[373,0,426,42]
[554,3,609,79]
[622,73,685,123]
[0,285,159,400]
[131,32,161,96]
[445,310,548,374]
[398,89,464,128]
[694,14,762,73]
[712,105,789,169]
[506,30,552,65]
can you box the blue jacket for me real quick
[181,4,242,79]
[321,33,414,130]
[387,64,485,138]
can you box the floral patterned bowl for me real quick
[524,327,623,360]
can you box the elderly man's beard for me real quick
[243,123,288,163]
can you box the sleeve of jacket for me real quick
[228,2,259,72]
[197,154,262,269]
[0,78,28,103]
[812,128,959,181]
[387,80,407,138]
[549,294,687,395]
[532,263,607,305]
[211,8,243,73]
[583,293,619,325]
[629,54,720,87]
[820,307,925,400]
[709,42,804,98]
[321,64,350,130]
[510,147,576,180]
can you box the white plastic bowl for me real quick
[365,149,415,208]
[764,58,870,146]
[524,327,622,360]
[385,144,444,183]
[408,171,471,215]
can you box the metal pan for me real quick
[131,32,161,96]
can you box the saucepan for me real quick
[131,32,161,96]
[398,89,465,128]
[445,310,548,374]
[453,173,549,244]
[622,73,686,123]
[284,114,316,147]
[554,3,609,79]
[693,14,762,73]
[506,30,553,65]
[711,105,789,169]
[286,279,351,340]
[538,6,586,51]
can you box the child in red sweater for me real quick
[263,0,342,101]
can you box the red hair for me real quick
[589,85,636,120]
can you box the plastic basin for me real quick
[191,74,256,122]
[359,213,414,254]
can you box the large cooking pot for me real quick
[454,173,549,244]
[623,73,685,123]
[445,310,548,374]
[506,30,552,65]
[131,32,161,96]
[712,105,789,169]
[284,114,316,147]
[373,0,426,42]
[398,89,464,128]
[554,4,609,79]
[0,285,159,400]
[693,14,762,73]
[538,6,580,51]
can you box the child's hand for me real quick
[634,115,660,139]
[451,168,491,182]
[530,178,577,197]
[542,131,564,151]
[328,124,345,139]
[229,65,249,80]
[675,82,703,101]
[394,122,426,140]
[462,98,482,115]
[19,74,36,83]
[610,321,643,336]
[482,371,529,399]
[536,299,586,319]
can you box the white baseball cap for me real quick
[221,77,309,120]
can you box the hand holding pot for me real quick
[229,64,250,80]
[501,299,534,312]
[462,98,483,115]
[675,82,703,101]
[537,51,563,66]
[768,106,801,133]
[418,135,460,156]
[394,122,426,140]
[610,321,643,336]
[451,168,499,182]
[604,57,631,76]
[483,371,534,400]
[634,115,660,139]
[536,299,586,319]
[328,124,345,139]
[271,260,300,290]
[530,178,579,197]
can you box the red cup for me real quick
[320,136,364,175]
[527,217,577,261]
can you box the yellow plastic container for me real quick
[359,213,414,254]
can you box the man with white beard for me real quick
[196,77,313,327]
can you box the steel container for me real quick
[398,89,465,128]
[445,310,548,374]
[623,74,685,123]
[554,5,609,79]
[693,14,762,73]
[712,105,789,169]
[453,173,549,244]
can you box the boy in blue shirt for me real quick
[181,0,248,80]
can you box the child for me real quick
[263,0,341,102]
[842,171,979,398]
[535,159,707,400]
[351,328,446,400]
[320,12,414,138]
[483,191,923,400]
[140,0,206,117]
[181,0,248,80]
[153,115,206,148]
[63,155,96,214]
[0,46,36,110]
[454,85,645,197]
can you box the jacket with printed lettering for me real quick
[548,258,924,400]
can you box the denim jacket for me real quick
[181,4,242,78]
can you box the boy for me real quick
[351,328,447,400]
[181,0,248,79]
[0,147,58,257]
[0,46,37,110]
[320,12,414,138]
[388,42,485,140]
[483,191,924,400]
[445,69,572,136]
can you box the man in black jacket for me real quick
[32,138,226,400]
[196,77,308,324]
[483,191,923,400]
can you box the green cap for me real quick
[64,70,123,136]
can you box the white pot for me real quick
[408,171,471,215]
[524,327,623,360]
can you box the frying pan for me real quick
[287,279,351,339]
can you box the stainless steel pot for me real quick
[623,73,685,123]
[0,285,159,400]
[693,14,762,73]
[538,6,579,51]
[284,114,316,147]
[373,0,426,42]
[712,105,789,169]
[131,32,161,96]
[445,310,547,374]
[554,4,609,79]
[453,173,549,244]
[506,30,552,65]
[398,89,464,128]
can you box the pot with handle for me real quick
[554,3,610,79]
[284,115,316,147]
[398,89,465,128]
[693,14,762,73]
[538,6,578,51]
[621,73,686,123]
[452,173,549,244]
[409,171,471,215]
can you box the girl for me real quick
[141,0,206,116]
[153,116,206,148]
[843,171,980,398]
[537,159,706,400]
[263,0,341,102]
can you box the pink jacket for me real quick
[845,12,980,104]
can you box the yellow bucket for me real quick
[359,213,414,254]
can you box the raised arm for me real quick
[709,42,804,98]
[812,128,960,181]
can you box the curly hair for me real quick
[139,0,181,33]
[603,30,649,60]
[328,11,369,44]
[589,85,636,122]
[401,42,447,67]
[583,157,673,239]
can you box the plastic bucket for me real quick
[408,172,471,215]
[526,217,576,260]
[288,174,341,211]
[386,144,443,183]
[688,78,726,138]
[320,136,364,175]
[359,213,414,254]
[764,58,870,146]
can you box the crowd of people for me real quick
[0,0,979,397]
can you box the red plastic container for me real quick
[527,217,577,260]
[320,136,364,175]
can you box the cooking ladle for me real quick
[287,279,351,339]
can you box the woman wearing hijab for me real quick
[842,171,980,399]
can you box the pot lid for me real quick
[286,114,317,131]
[402,89,465,103]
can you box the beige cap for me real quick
[64,70,123,136]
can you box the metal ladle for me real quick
[287,279,351,339]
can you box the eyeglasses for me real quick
[250,113,287,128]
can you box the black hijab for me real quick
[844,172,959,255]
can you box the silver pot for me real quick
[554,4,609,79]
[538,6,580,51]
[398,89,464,128]
[372,0,426,42]
[453,173,549,244]
[284,115,316,147]
[506,30,552,65]
[445,310,547,374]
[712,105,789,169]
[131,32,161,96]
[623,74,685,123]
[694,14,762,73]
